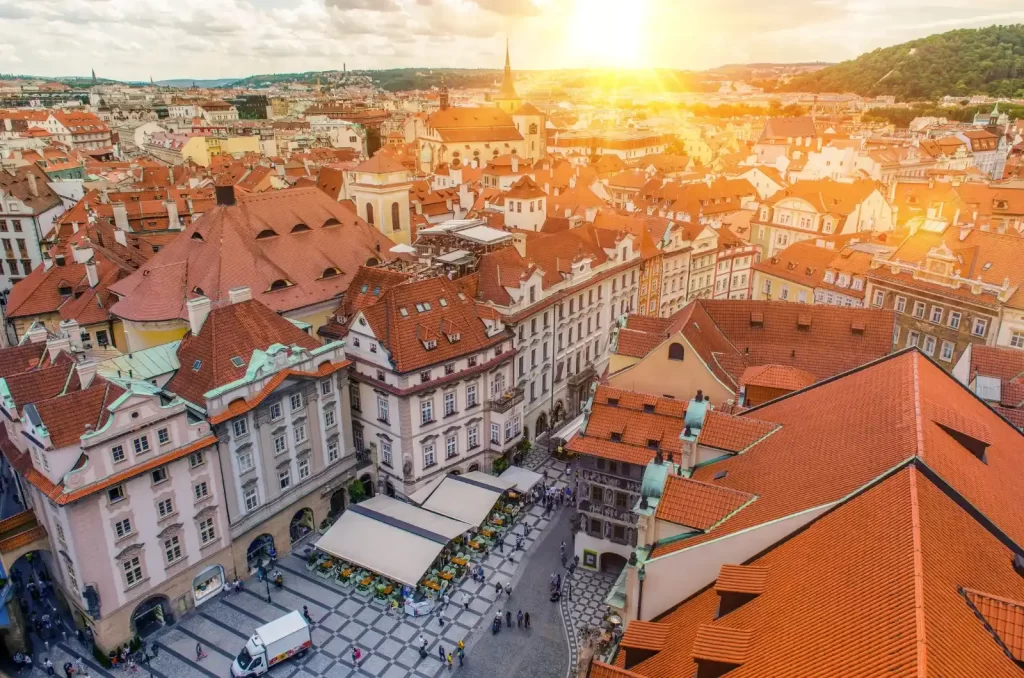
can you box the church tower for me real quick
[493,38,522,115]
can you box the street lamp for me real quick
[265,577,271,604]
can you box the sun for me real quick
[566,0,650,69]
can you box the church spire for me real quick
[504,37,511,76]
[497,36,519,104]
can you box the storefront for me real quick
[192,564,225,605]
[246,534,277,572]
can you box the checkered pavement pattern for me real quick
[25,467,569,678]
[559,567,617,670]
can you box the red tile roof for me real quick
[0,342,47,378]
[3,361,79,413]
[620,620,669,652]
[33,379,124,447]
[691,625,753,666]
[352,150,408,175]
[697,411,779,453]
[715,564,768,595]
[358,276,511,375]
[208,360,349,424]
[655,475,755,531]
[167,299,322,407]
[567,386,685,465]
[963,589,1024,661]
[109,187,396,322]
[739,364,816,391]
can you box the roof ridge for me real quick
[908,468,928,677]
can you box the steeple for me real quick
[496,36,520,110]
[91,68,96,85]
[504,37,512,79]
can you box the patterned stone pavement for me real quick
[560,568,618,671]
[18,461,574,678]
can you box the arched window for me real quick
[269,279,291,291]
[668,343,684,361]
[529,123,538,134]
[391,202,401,232]
[322,218,341,227]
[291,223,310,233]
[365,203,374,225]
[321,267,341,279]
[255,229,276,239]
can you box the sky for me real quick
[3,0,1024,81]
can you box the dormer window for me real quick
[423,339,437,350]
[610,432,623,442]
[643,403,655,413]
[321,267,341,279]
[268,279,292,291]
[447,333,461,343]
[823,270,835,284]
[291,223,310,233]
[256,229,276,239]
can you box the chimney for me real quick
[85,259,99,287]
[114,230,127,246]
[26,322,48,344]
[584,206,598,222]
[511,155,519,173]
[215,184,236,206]
[26,171,38,198]
[46,332,71,362]
[227,286,251,304]
[77,359,98,388]
[42,252,53,272]
[165,199,180,228]
[60,319,83,350]
[112,202,130,231]
[54,253,66,267]
[187,296,212,335]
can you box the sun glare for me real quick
[567,0,650,69]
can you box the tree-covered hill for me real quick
[782,24,1024,100]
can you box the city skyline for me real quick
[5,0,1024,81]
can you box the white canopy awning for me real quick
[552,413,586,442]
[413,472,514,526]
[498,466,544,494]
[314,495,471,587]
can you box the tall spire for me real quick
[504,36,511,76]
[497,36,518,102]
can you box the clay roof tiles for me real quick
[697,410,779,453]
[655,475,755,531]
[715,564,768,595]
[567,386,685,465]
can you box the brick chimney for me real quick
[187,296,212,335]
[26,170,38,198]
[227,286,251,304]
[112,202,130,231]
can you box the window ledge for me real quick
[123,576,150,593]
[443,411,459,419]
[194,494,212,507]
[423,462,438,470]
[157,511,179,524]
[114,533,135,544]
[200,537,221,551]
[377,418,391,425]
[465,402,479,411]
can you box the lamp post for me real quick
[636,564,646,621]
[265,574,271,604]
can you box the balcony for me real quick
[567,363,597,387]
[354,449,373,471]
[488,386,524,414]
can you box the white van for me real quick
[230,610,311,677]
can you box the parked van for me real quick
[230,610,311,677]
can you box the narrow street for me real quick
[454,505,573,678]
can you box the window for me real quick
[324,409,336,428]
[290,393,303,411]
[421,399,434,424]
[446,435,458,459]
[923,335,937,356]
[467,383,478,407]
[872,289,885,307]
[151,467,168,484]
[189,450,205,468]
[158,498,174,518]
[123,557,143,587]
[270,434,286,456]
[381,439,392,466]
[293,423,307,443]
[468,355,477,367]
[763,279,772,295]
[444,392,456,416]
[157,428,170,445]
[320,379,333,396]
[895,296,907,314]
[423,443,436,468]
[377,395,389,423]
[133,435,150,454]
[505,419,515,441]
[194,481,209,501]
[940,340,955,362]
[907,331,920,348]
[298,458,310,481]
[108,485,125,504]
[279,468,291,490]
[912,301,925,319]
[445,362,455,375]
[232,419,248,438]
[328,440,341,463]
[972,317,988,337]
[238,448,255,472]
[114,518,132,539]
[199,517,216,544]
[780,284,789,301]
[270,401,283,420]
[164,535,182,563]
[421,370,431,383]
[948,311,962,330]
[929,306,943,324]
[468,425,479,449]
[244,486,259,512]
[349,383,361,411]
[491,423,500,445]
[111,445,125,464]
[1011,332,1024,349]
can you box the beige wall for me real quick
[607,335,735,403]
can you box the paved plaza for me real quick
[19,458,582,678]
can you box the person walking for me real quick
[43,657,54,676]
[75,656,89,676]
[495,581,503,596]
[303,605,313,625]
[517,610,524,628]
[438,644,446,662]
[556,573,562,591]
[524,611,531,629]
[196,642,207,661]
[463,591,471,610]
[446,652,454,671]
[442,592,450,610]
[63,661,74,678]
[505,609,512,627]
[457,646,465,666]
[351,647,362,665]
[505,582,512,597]
[496,537,503,554]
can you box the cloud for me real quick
[469,0,541,16]
[325,0,402,11]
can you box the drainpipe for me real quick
[636,564,646,621]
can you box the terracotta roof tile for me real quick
[620,620,670,652]
[0,343,47,378]
[691,625,753,665]
[167,299,321,406]
[738,364,816,391]
[34,380,124,447]
[568,386,685,465]
[3,362,77,412]
[715,564,768,595]
[208,360,349,424]
[697,411,779,453]
[655,475,755,530]
[588,662,644,678]
[963,589,1024,661]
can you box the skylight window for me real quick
[983,262,992,271]
[714,470,728,480]
[422,302,432,311]
[231,356,245,368]
[643,403,655,413]
[192,359,202,371]
[360,284,369,293]
[399,307,409,317]
[373,287,381,296]
[439,298,448,306]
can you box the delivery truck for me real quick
[231,610,311,677]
